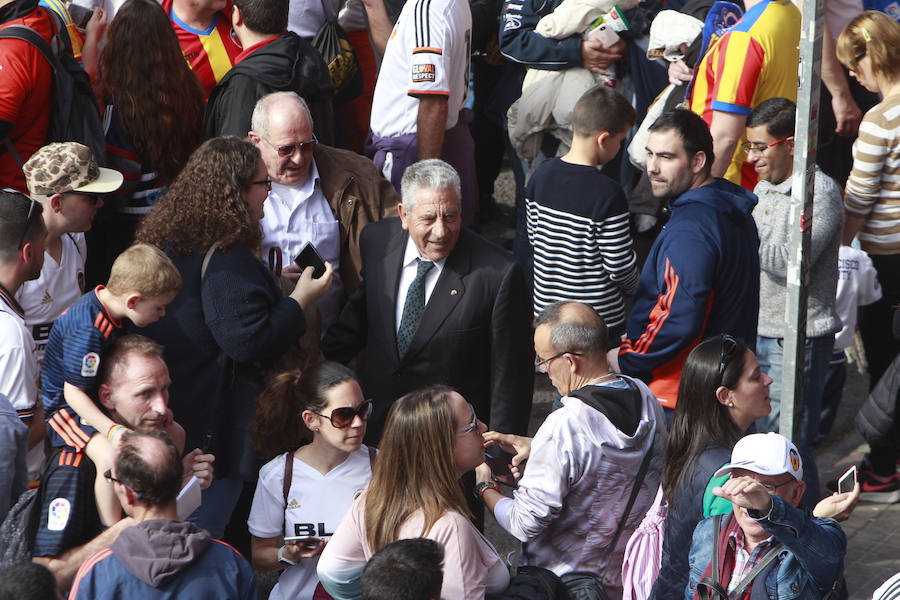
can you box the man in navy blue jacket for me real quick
[613,109,760,413]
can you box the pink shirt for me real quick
[317,495,509,599]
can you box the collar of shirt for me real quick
[0,281,24,318]
[401,235,447,273]
[726,525,774,595]
[270,159,321,209]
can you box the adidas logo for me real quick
[40,291,53,305]
[287,499,300,510]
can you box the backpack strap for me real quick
[201,242,220,280]
[727,542,785,599]
[698,514,727,600]
[282,450,294,537]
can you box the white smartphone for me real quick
[838,465,857,494]
[284,535,322,550]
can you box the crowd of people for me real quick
[1,0,900,597]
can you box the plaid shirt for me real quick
[726,526,774,596]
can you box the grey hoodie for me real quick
[111,520,210,587]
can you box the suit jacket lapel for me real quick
[401,232,472,362]
[377,223,407,360]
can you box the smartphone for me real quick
[293,242,326,279]
[485,449,516,487]
[284,535,323,550]
[838,465,857,494]
[68,3,93,28]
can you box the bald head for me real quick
[535,301,609,357]
[115,430,182,508]
[249,92,316,186]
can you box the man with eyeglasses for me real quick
[476,301,666,598]
[0,188,47,474]
[68,429,255,599]
[686,433,846,599]
[744,98,843,504]
[249,91,399,331]
[31,335,214,593]
[202,0,334,144]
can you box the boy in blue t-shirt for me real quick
[526,84,639,339]
[42,243,181,525]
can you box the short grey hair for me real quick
[251,92,314,139]
[534,301,608,355]
[400,159,461,212]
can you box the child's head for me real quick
[106,243,182,327]
[571,85,637,164]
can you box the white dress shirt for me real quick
[394,237,446,333]
[260,159,344,331]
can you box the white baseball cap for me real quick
[713,432,803,482]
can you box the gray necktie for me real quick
[397,258,434,358]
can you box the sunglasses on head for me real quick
[716,334,738,384]
[313,399,374,428]
[3,189,38,250]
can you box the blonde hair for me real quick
[364,386,472,552]
[106,243,182,298]
[837,11,900,78]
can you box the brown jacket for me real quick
[315,144,400,294]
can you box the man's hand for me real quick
[713,476,774,513]
[289,262,334,311]
[813,482,860,522]
[832,92,862,137]
[183,448,215,490]
[483,431,532,466]
[668,58,693,85]
[581,38,625,74]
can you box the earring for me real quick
[728,402,735,408]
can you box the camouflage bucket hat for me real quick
[24,142,123,196]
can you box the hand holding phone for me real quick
[284,535,327,558]
[484,449,517,488]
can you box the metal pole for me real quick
[780,0,823,442]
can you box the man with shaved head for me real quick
[475,301,667,597]
[68,430,256,599]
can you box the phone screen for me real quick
[838,465,857,494]
[485,449,516,487]
[293,242,326,278]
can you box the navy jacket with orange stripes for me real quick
[618,178,759,409]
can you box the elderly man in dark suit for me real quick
[322,159,533,443]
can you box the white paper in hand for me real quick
[176,476,202,520]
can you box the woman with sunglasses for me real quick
[317,385,509,599]
[836,12,900,496]
[652,336,858,599]
[249,362,375,600]
[652,335,773,599]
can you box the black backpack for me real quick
[0,9,106,167]
[0,487,41,569]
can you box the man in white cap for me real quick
[15,142,122,478]
[685,433,847,599]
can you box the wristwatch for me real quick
[278,545,296,566]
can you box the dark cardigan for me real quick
[141,245,306,479]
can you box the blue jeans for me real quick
[188,476,243,539]
[755,335,833,503]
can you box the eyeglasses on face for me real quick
[740,136,791,155]
[251,177,272,192]
[458,403,478,435]
[716,334,739,384]
[535,350,583,369]
[265,135,319,158]
[758,477,796,492]
[103,469,143,499]
[313,399,374,428]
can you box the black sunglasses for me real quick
[716,334,739,384]
[5,189,38,249]
[313,400,374,428]
[103,469,143,499]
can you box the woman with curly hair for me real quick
[137,136,333,541]
[248,363,375,600]
[317,385,509,599]
[85,0,206,286]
